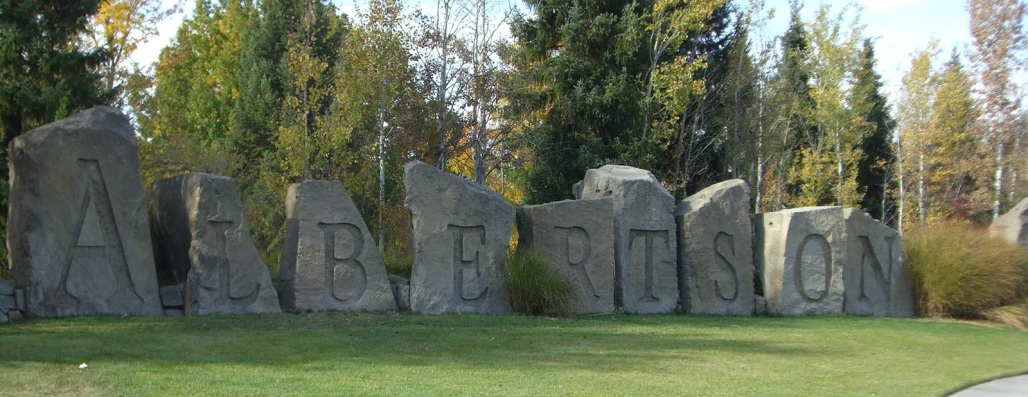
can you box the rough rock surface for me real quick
[159,285,184,308]
[149,173,280,315]
[516,199,616,314]
[675,180,754,315]
[843,209,915,317]
[989,198,1028,248]
[572,181,584,200]
[404,161,513,314]
[279,181,395,312]
[8,107,162,317]
[580,165,677,314]
[755,207,845,315]
[389,275,411,311]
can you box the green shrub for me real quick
[382,244,411,279]
[506,249,577,317]
[904,224,1028,320]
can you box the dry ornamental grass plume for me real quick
[904,224,1028,326]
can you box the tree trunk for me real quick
[897,127,905,234]
[995,141,1005,219]
[379,103,386,250]
[918,147,926,225]
[435,0,451,169]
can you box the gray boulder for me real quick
[8,107,162,317]
[572,181,584,200]
[0,295,15,311]
[0,280,13,296]
[279,181,395,312]
[403,161,513,314]
[581,165,677,314]
[989,198,1028,248]
[149,173,280,315]
[755,207,845,315]
[843,209,915,317]
[159,285,184,308]
[516,199,616,315]
[675,180,754,315]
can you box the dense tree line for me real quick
[2,0,1026,274]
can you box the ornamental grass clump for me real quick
[904,224,1028,325]
[506,249,577,317]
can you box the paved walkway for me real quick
[951,374,1028,396]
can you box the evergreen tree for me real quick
[0,0,113,142]
[511,0,646,203]
[764,1,815,210]
[230,0,296,171]
[852,39,896,222]
[511,0,724,203]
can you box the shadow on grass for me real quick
[0,313,843,374]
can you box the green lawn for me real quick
[0,313,1025,396]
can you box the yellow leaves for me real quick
[649,0,727,36]
[652,58,706,116]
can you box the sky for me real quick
[135,0,975,98]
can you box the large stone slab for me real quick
[279,181,395,312]
[149,173,280,315]
[989,198,1028,248]
[843,209,915,317]
[8,107,162,317]
[755,206,845,315]
[675,180,754,315]
[580,165,677,314]
[516,199,616,315]
[403,161,513,314]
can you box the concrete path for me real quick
[951,374,1028,396]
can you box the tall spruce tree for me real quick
[512,0,725,203]
[852,39,896,222]
[511,0,648,203]
[766,1,816,210]
[0,0,113,142]
[231,0,296,171]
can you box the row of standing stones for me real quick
[8,107,1028,321]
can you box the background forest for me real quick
[1,0,1026,277]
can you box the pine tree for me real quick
[852,39,896,222]
[0,0,113,142]
[767,1,815,210]
[511,0,725,203]
[231,0,296,171]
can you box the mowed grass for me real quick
[1,314,1026,396]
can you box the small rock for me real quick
[388,274,409,286]
[159,285,184,308]
[15,289,25,311]
[78,363,88,369]
[392,284,411,311]
[0,280,13,295]
[164,309,184,317]
[754,296,767,315]
[8,310,22,321]
[0,295,15,311]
